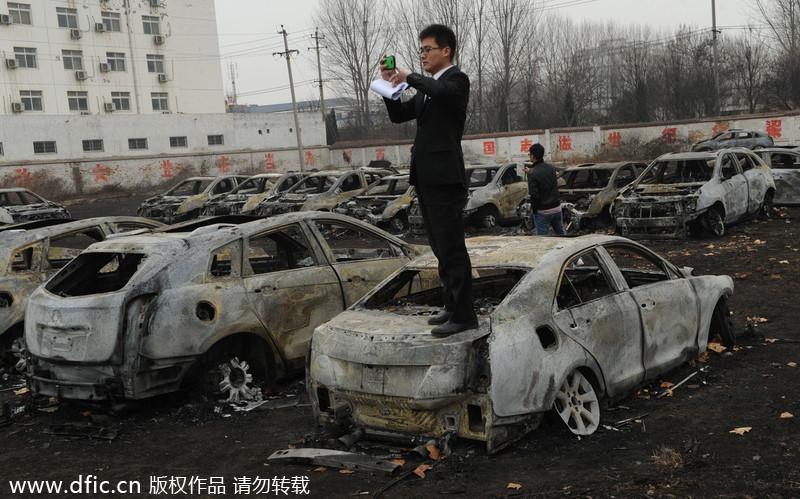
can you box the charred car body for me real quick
[691,129,774,152]
[137,175,248,223]
[200,172,306,216]
[0,188,70,224]
[463,162,528,228]
[0,217,162,369]
[755,147,800,205]
[559,162,646,231]
[256,169,390,217]
[613,148,775,238]
[333,174,414,233]
[308,235,734,452]
[25,212,421,402]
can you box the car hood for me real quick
[622,183,704,198]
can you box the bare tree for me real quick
[753,0,800,55]
[727,30,768,113]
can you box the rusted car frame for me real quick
[308,235,734,453]
[558,162,646,231]
[25,213,421,402]
[200,172,306,216]
[137,175,248,223]
[613,148,775,238]
[0,188,70,224]
[755,147,800,205]
[0,217,162,369]
[333,174,414,233]
[463,162,528,228]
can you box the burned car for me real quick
[0,217,162,370]
[333,174,414,233]
[200,172,306,216]
[755,147,800,205]
[691,129,773,152]
[559,162,646,231]
[25,212,422,402]
[464,162,529,228]
[256,168,390,217]
[308,235,734,452]
[0,188,70,224]
[137,175,248,223]
[613,148,775,238]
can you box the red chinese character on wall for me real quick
[766,120,783,138]
[520,138,533,153]
[94,164,113,183]
[13,168,31,188]
[662,128,677,144]
[264,153,275,170]
[305,151,315,166]
[161,159,174,178]
[558,135,572,151]
[483,141,496,155]
[712,121,730,135]
[342,151,352,164]
[376,148,386,161]
[217,156,231,173]
[608,132,622,148]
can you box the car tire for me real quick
[552,369,601,436]
[478,206,499,229]
[758,190,774,220]
[200,341,267,403]
[701,206,725,237]
[709,295,736,348]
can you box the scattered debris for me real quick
[656,372,698,399]
[47,423,118,440]
[412,464,433,478]
[781,412,794,419]
[231,396,298,412]
[267,448,400,475]
[729,427,752,435]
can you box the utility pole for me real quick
[712,0,720,116]
[228,62,238,107]
[274,25,305,170]
[310,29,327,130]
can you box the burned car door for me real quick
[716,152,748,221]
[496,163,528,217]
[736,152,769,213]
[311,219,410,307]
[599,244,700,377]
[44,227,105,270]
[766,151,800,204]
[242,224,344,362]
[552,249,645,398]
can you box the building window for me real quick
[208,135,224,146]
[56,7,78,29]
[0,143,4,155]
[146,54,164,73]
[170,136,187,148]
[20,90,43,111]
[128,138,148,150]
[101,11,121,32]
[106,52,126,72]
[82,139,103,152]
[62,50,83,71]
[13,47,37,68]
[8,3,32,25]
[151,92,169,111]
[111,91,131,111]
[33,141,57,154]
[142,15,160,35]
[67,91,89,111]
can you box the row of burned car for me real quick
[133,146,798,240]
[1,209,736,452]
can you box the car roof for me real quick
[655,148,754,161]
[0,187,34,193]
[561,162,643,172]
[0,216,160,248]
[756,147,799,154]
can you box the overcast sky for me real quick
[213,0,755,107]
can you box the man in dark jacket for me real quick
[380,24,477,337]
[524,143,566,235]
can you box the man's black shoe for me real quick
[431,318,479,337]
[427,310,453,325]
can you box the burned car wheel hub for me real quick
[553,370,600,436]
[209,357,259,404]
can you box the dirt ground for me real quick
[2,193,800,498]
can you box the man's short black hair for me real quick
[419,24,457,61]
[529,143,545,161]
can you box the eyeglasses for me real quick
[418,46,442,55]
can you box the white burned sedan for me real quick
[25,213,421,402]
[308,235,734,452]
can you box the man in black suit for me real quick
[380,24,477,337]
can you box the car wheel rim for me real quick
[10,337,27,373]
[553,370,600,435]
[709,209,724,236]
[210,357,259,403]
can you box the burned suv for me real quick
[137,175,248,223]
[0,188,70,224]
[463,162,528,228]
[25,213,421,402]
[691,129,774,152]
[613,148,775,238]
[200,172,306,216]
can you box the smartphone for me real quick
[384,55,396,70]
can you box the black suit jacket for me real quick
[383,66,470,188]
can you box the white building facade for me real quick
[0,0,224,116]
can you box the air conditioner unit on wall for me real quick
[76,70,88,80]
[105,102,116,112]
[95,22,106,32]
[0,14,11,24]
[11,102,24,112]
[6,58,18,68]
[154,35,165,45]
[99,62,110,72]
[70,28,82,39]
[157,73,168,83]
[149,0,159,6]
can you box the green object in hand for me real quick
[384,55,395,70]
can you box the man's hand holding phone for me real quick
[381,54,409,87]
